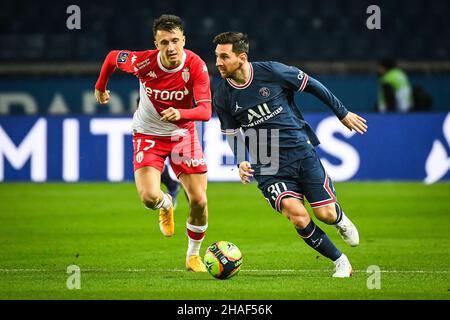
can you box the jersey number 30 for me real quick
[267,182,288,201]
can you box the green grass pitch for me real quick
[0,182,449,300]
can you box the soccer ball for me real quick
[204,241,243,279]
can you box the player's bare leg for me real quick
[179,172,208,272]
[281,197,352,277]
[135,166,174,237]
[280,197,311,229]
[313,203,359,247]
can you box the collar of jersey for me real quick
[227,63,253,89]
[157,50,187,73]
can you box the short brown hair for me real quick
[213,32,249,55]
[153,14,184,37]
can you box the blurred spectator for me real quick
[377,58,413,112]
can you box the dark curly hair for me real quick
[153,14,184,37]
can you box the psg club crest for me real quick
[182,68,190,82]
[259,87,270,98]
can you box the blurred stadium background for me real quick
[0,0,449,300]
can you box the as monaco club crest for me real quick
[182,68,190,82]
[136,151,144,164]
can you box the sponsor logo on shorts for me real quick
[184,158,206,167]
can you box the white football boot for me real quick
[332,254,353,278]
[334,213,359,247]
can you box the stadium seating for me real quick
[0,0,448,62]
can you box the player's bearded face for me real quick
[155,28,185,68]
[215,44,242,79]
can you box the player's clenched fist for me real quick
[238,161,254,184]
[160,107,181,122]
[95,89,110,104]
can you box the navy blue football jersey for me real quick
[213,61,349,172]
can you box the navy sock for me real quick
[296,220,341,261]
[334,203,343,224]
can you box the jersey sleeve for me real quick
[213,90,241,134]
[270,61,309,92]
[95,50,147,91]
[177,56,212,121]
[114,50,150,74]
[303,77,349,119]
[270,61,348,119]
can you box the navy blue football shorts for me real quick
[256,148,337,213]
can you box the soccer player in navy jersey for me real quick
[95,15,212,272]
[212,32,368,277]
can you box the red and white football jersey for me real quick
[96,49,212,136]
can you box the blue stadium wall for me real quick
[1,113,449,183]
[0,75,449,183]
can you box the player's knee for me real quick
[313,204,337,224]
[189,194,207,211]
[139,190,161,209]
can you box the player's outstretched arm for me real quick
[303,77,349,120]
[94,51,123,105]
[340,111,368,134]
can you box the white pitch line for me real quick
[0,268,449,274]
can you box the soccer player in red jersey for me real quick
[94,15,211,272]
